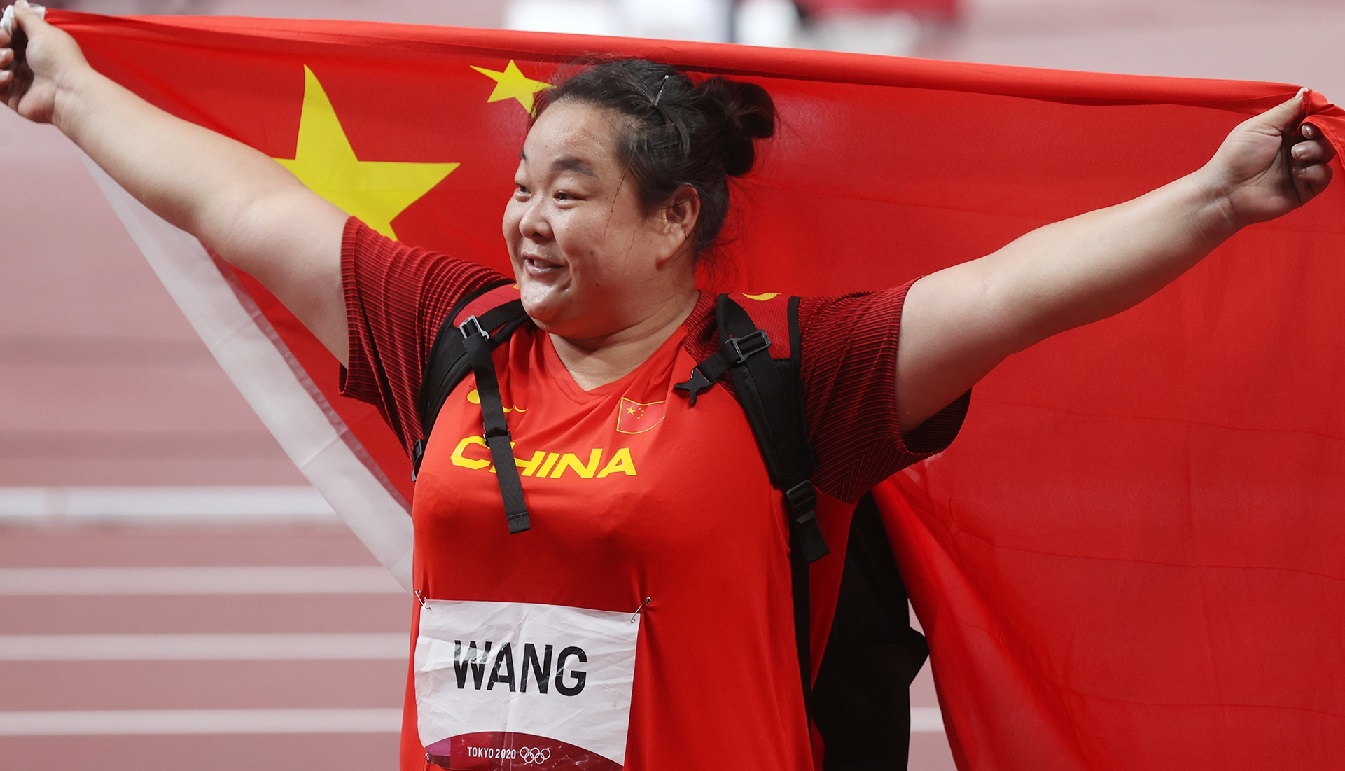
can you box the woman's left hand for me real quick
[1204,89,1336,228]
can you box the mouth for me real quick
[521,254,564,278]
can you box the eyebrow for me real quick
[520,151,598,178]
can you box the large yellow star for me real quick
[471,61,552,114]
[274,67,458,239]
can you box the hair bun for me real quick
[696,77,776,177]
[544,59,778,258]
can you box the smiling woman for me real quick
[0,2,1336,770]
[506,100,694,358]
[503,61,775,387]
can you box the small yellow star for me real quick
[274,67,459,239]
[471,60,553,114]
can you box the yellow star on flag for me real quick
[274,67,458,239]
[471,60,552,114]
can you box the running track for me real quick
[0,521,408,770]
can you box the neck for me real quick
[550,289,700,391]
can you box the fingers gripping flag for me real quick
[53,10,1345,770]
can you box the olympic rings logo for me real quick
[518,746,551,765]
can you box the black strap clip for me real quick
[674,330,773,407]
[785,480,829,563]
[459,315,488,340]
[784,479,817,517]
[673,369,714,406]
[728,329,771,363]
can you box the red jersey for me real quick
[340,218,966,770]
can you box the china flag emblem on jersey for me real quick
[615,398,665,434]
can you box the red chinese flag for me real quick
[54,10,1345,770]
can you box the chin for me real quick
[525,304,594,341]
[519,296,561,331]
[519,281,576,328]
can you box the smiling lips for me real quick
[523,256,563,278]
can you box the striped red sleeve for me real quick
[340,217,508,451]
[799,283,970,504]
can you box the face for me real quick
[503,100,691,340]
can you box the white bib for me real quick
[415,599,641,769]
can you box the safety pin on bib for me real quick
[631,597,651,623]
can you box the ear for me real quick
[654,184,701,265]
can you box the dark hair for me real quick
[536,59,776,258]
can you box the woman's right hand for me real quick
[0,1,89,124]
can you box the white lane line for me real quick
[0,707,943,735]
[0,486,335,520]
[0,567,403,595]
[911,706,946,732]
[0,709,402,735]
[0,634,407,661]
[0,705,941,737]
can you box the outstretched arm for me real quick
[0,1,350,364]
[896,91,1336,433]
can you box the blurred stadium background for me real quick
[2,1,1341,769]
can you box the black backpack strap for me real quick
[703,295,828,563]
[414,282,531,533]
[675,294,829,714]
[674,294,928,769]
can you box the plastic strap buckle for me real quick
[784,480,829,563]
[674,369,715,407]
[728,330,771,364]
[784,480,817,520]
[458,315,488,340]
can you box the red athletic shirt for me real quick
[340,218,967,770]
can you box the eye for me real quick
[513,182,531,199]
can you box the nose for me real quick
[518,196,551,242]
